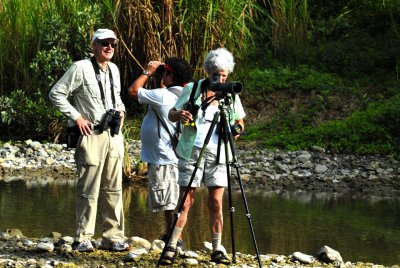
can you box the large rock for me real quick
[128,236,151,251]
[317,245,343,264]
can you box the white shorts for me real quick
[147,163,179,212]
[178,146,228,188]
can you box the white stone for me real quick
[27,259,37,265]
[315,164,328,174]
[39,237,53,243]
[292,251,314,264]
[182,250,199,258]
[46,157,55,165]
[274,255,285,263]
[301,160,314,168]
[61,236,74,244]
[3,142,12,148]
[130,248,148,255]
[292,170,301,177]
[260,254,271,261]
[60,244,72,252]
[129,236,151,250]
[24,139,33,146]
[296,153,312,163]
[37,242,54,252]
[311,145,325,153]
[0,232,10,240]
[277,163,290,173]
[202,242,227,255]
[38,149,49,157]
[151,239,164,252]
[184,258,198,265]
[123,251,141,262]
[1,260,15,266]
[203,241,212,252]
[22,239,35,247]
[31,142,42,151]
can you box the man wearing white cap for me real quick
[49,28,128,252]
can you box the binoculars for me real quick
[99,109,122,136]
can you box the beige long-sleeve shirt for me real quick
[49,58,125,126]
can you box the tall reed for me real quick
[0,0,43,94]
[0,0,260,96]
[108,0,258,81]
[0,0,101,96]
[268,0,311,61]
[376,0,399,35]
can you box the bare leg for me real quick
[167,186,196,247]
[208,186,225,251]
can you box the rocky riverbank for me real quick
[1,139,400,198]
[1,140,400,267]
[0,228,395,268]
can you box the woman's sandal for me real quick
[211,250,231,265]
[159,246,177,265]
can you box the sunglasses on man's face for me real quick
[97,41,117,48]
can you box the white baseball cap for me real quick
[92,29,118,42]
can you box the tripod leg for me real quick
[220,110,263,268]
[218,114,237,263]
[157,112,220,267]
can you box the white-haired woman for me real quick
[162,48,245,265]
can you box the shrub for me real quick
[0,90,64,141]
[260,93,400,155]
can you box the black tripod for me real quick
[157,94,262,267]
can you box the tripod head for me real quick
[199,92,233,116]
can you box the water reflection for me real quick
[0,178,399,266]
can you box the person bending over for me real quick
[160,48,245,265]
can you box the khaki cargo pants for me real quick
[74,130,125,243]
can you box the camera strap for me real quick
[150,107,180,157]
[151,107,176,139]
[188,81,198,110]
[187,79,209,108]
[90,56,116,109]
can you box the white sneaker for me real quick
[111,241,129,252]
[75,239,94,252]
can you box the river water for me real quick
[0,178,399,266]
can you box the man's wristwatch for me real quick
[142,70,150,76]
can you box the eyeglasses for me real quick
[97,41,117,48]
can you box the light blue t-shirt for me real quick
[174,79,246,160]
[138,86,182,164]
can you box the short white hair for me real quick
[203,48,235,74]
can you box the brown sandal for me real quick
[211,250,231,265]
[159,246,177,265]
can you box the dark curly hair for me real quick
[165,57,193,86]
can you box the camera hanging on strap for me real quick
[89,56,121,136]
[182,79,210,127]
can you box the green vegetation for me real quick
[0,0,399,157]
[0,0,102,141]
[243,93,400,155]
